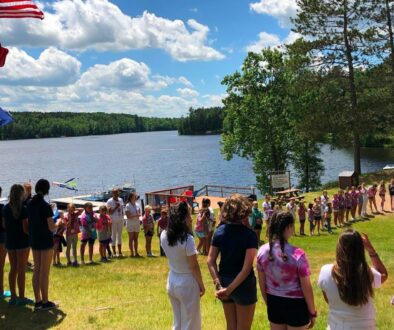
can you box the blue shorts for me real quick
[220,274,257,306]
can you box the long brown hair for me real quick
[268,212,294,262]
[221,194,251,224]
[9,184,25,219]
[332,230,373,306]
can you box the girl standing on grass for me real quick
[3,184,31,306]
[318,230,388,330]
[389,178,394,211]
[161,202,205,330]
[367,184,378,213]
[378,181,386,212]
[125,192,141,258]
[64,203,83,266]
[357,186,364,220]
[96,205,112,262]
[80,202,97,264]
[207,194,257,330]
[360,183,369,217]
[251,201,263,244]
[344,188,352,224]
[28,179,60,311]
[53,212,66,267]
[350,186,359,221]
[157,209,169,256]
[142,205,155,257]
[298,202,306,236]
[332,194,339,228]
[308,203,315,236]
[194,207,208,255]
[313,198,322,235]
[324,202,333,234]
[257,212,317,330]
[337,190,346,227]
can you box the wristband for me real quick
[369,253,378,258]
[310,311,318,318]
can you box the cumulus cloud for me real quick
[247,31,301,53]
[0,0,224,62]
[250,0,298,28]
[177,88,199,98]
[0,47,81,86]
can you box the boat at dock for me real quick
[52,183,136,210]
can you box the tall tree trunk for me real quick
[344,1,362,175]
[385,0,394,74]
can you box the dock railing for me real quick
[194,185,256,198]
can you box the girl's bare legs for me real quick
[145,236,152,255]
[0,244,7,295]
[333,212,338,227]
[88,243,94,262]
[128,232,134,256]
[222,302,237,330]
[345,209,350,223]
[32,250,42,302]
[391,195,394,211]
[16,249,29,299]
[133,232,139,256]
[80,242,87,264]
[380,196,385,211]
[235,303,255,330]
[8,250,17,299]
[32,249,53,304]
[372,198,378,213]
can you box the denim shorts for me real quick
[219,274,257,306]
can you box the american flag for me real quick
[0,0,44,19]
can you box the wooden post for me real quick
[221,187,224,197]
[205,185,209,196]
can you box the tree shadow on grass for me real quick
[0,299,66,330]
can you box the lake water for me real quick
[1,131,393,199]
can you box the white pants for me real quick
[111,219,123,246]
[167,272,201,330]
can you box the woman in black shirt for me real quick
[28,179,60,311]
[389,178,394,211]
[207,194,258,330]
[3,184,30,306]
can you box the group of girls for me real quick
[0,180,60,310]
[162,194,388,330]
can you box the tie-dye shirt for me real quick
[257,241,311,298]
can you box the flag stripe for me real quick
[0,0,44,19]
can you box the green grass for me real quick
[1,190,393,329]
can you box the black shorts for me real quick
[81,238,96,244]
[99,239,111,245]
[145,230,154,237]
[254,224,262,230]
[220,274,257,306]
[267,294,309,327]
[314,216,321,221]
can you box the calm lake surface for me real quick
[1,131,393,198]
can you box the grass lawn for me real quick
[0,188,393,329]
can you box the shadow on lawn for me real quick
[0,300,66,330]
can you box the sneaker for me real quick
[16,297,34,306]
[72,261,79,267]
[100,257,106,263]
[41,301,58,311]
[2,290,11,298]
[34,301,42,311]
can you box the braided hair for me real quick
[268,212,295,262]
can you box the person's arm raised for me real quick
[362,233,388,284]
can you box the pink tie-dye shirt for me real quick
[257,241,311,298]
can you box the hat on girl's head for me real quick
[0,45,9,68]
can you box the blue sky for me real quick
[0,0,297,117]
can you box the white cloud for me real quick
[0,47,81,86]
[177,88,199,98]
[250,0,298,28]
[0,0,224,62]
[246,31,301,53]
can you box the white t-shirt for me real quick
[160,231,197,274]
[107,197,124,222]
[286,202,296,219]
[125,202,140,220]
[318,264,381,329]
[262,201,271,220]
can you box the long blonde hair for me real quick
[9,184,25,219]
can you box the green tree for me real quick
[221,49,293,191]
[293,0,381,175]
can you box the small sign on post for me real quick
[270,171,291,192]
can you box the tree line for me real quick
[221,0,394,192]
[0,112,179,140]
[178,107,224,135]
